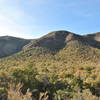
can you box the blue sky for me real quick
[0,0,100,39]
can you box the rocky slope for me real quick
[24,31,100,50]
[0,36,30,58]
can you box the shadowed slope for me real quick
[0,36,30,58]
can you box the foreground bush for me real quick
[8,84,32,100]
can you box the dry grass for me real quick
[8,84,32,100]
[72,89,100,100]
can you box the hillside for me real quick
[0,31,100,67]
[0,36,30,58]
[86,32,100,42]
[24,31,100,50]
[0,31,100,100]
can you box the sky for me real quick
[0,0,100,39]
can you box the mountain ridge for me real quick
[24,31,100,51]
[0,30,100,58]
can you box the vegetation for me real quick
[0,31,100,100]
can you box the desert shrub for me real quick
[0,70,10,87]
[10,67,38,93]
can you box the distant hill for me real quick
[0,36,30,58]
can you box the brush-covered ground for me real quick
[0,31,100,100]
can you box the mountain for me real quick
[24,30,100,66]
[0,30,100,67]
[0,31,100,60]
[0,36,30,58]
[0,31,100,59]
[24,31,100,51]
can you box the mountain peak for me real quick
[44,30,73,38]
[24,30,81,51]
[0,35,13,39]
[0,35,25,40]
